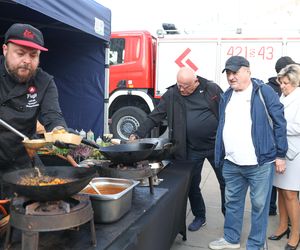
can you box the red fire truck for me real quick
[108,29,300,139]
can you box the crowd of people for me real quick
[0,22,299,250]
[131,55,300,250]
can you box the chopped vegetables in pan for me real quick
[18,176,73,186]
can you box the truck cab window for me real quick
[109,38,125,65]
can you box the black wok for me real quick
[127,138,174,161]
[3,166,97,201]
[98,142,156,164]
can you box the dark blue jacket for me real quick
[215,78,288,167]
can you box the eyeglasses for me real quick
[177,79,198,90]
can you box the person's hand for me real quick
[128,134,138,141]
[275,158,286,174]
[25,148,37,159]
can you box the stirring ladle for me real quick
[0,118,29,140]
[0,118,49,150]
[89,181,102,195]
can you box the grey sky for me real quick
[99,0,300,35]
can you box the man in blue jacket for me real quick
[209,56,288,250]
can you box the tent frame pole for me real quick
[103,41,110,135]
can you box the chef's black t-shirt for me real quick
[184,84,218,151]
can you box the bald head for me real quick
[177,67,196,83]
[176,67,199,96]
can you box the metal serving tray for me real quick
[81,177,139,223]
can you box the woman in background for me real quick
[269,64,300,250]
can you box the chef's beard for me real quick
[5,60,37,84]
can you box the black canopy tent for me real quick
[0,0,111,137]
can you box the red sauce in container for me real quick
[84,185,126,195]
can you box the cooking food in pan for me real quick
[18,176,73,186]
[2,166,97,201]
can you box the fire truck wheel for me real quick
[110,106,147,140]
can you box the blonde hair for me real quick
[277,64,300,87]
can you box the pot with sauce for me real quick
[81,177,139,223]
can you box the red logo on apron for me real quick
[27,86,36,94]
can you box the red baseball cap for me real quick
[4,23,48,51]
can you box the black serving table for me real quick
[106,160,193,250]
[0,160,193,250]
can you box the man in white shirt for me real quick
[209,56,288,250]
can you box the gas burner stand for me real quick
[139,161,163,186]
[4,194,96,250]
[95,160,155,194]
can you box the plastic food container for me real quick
[81,177,139,223]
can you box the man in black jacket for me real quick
[0,23,67,198]
[130,67,225,231]
[267,56,296,96]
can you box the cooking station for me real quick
[1,166,97,250]
[0,160,193,250]
[82,137,174,193]
[95,160,155,194]
[4,194,96,250]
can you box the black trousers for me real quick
[269,186,277,213]
[187,148,225,219]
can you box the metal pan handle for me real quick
[81,138,100,149]
[0,118,28,140]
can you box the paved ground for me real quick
[171,160,286,250]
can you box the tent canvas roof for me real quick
[0,0,111,41]
[0,0,111,137]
